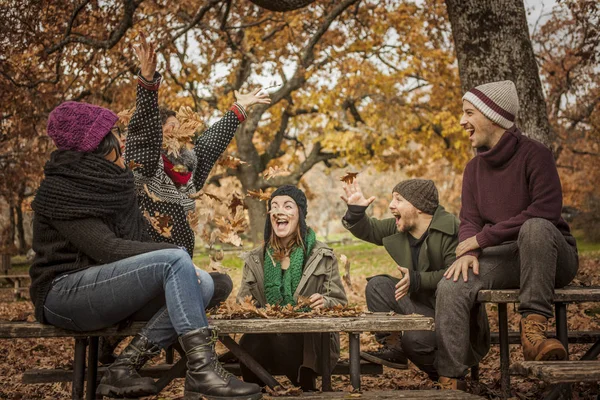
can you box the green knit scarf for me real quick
[264,228,316,306]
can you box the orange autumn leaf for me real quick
[340,171,359,184]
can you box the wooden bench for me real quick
[0,274,30,300]
[266,390,484,399]
[510,360,600,384]
[477,286,600,398]
[0,313,434,400]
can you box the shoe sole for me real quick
[360,351,408,370]
[96,383,158,398]
[535,346,568,361]
[184,391,262,400]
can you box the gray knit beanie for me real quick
[462,80,519,129]
[393,179,439,215]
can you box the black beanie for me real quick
[264,185,308,244]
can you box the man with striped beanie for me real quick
[433,81,579,390]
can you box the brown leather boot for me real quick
[520,314,567,361]
[438,376,467,391]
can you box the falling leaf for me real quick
[117,107,135,126]
[190,190,222,202]
[340,171,359,184]
[218,155,247,169]
[127,160,142,171]
[143,211,173,238]
[340,254,353,291]
[228,193,246,214]
[143,184,162,203]
[263,166,290,180]
[246,189,271,201]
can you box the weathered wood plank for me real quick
[477,286,600,303]
[263,390,483,399]
[0,315,434,339]
[22,360,383,384]
[510,361,600,384]
[0,274,30,280]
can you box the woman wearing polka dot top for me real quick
[125,34,270,309]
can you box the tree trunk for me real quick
[8,206,15,243]
[237,163,268,246]
[445,0,553,147]
[15,201,27,255]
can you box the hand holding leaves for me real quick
[133,32,157,81]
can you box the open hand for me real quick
[341,180,376,207]
[395,266,410,301]
[309,293,325,309]
[134,32,157,81]
[443,255,479,282]
[456,236,480,258]
[235,89,271,110]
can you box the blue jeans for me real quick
[43,249,213,348]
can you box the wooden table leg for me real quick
[349,332,361,391]
[219,334,280,389]
[321,333,332,392]
[498,303,510,399]
[86,337,99,400]
[72,338,87,400]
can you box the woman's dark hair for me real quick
[93,127,122,162]
[159,107,176,126]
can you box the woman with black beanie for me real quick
[236,185,347,390]
[30,100,262,400]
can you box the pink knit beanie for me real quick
[47,101,119,152]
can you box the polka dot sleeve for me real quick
[124,72,163,180]
[192,110,240,190]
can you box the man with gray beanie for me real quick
[434,80,579,390]
[341,178,459,381]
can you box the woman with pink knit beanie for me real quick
[30,100,262,398]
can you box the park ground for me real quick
[0,234,599,399]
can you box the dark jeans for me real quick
[43,249,212,348]
[435,218,579,377]
[365,275,438,379]
[207,272,233,310]
[239,333,306,386]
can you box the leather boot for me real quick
[180,327,262,400]
[98,335,120,365]
[96,334,160,398]
[520,314,567,361]
[438,376,467,391]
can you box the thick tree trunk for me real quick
[445,0,553,147]
[237,164,267,246]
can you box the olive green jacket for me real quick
[343,205,459,309]
[237,240,348,374]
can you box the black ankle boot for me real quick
[180,327,262,400]
[96,334,160,398]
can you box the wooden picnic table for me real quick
[0,313,434,400]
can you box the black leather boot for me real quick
[96,334,160,398]
[180,327,262,400]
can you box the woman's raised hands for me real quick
[133,32,157,82]
[234,88,271,110]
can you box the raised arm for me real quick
[192,89,271,190]
[341,180,397,245]
[53,217,177,265]
[125,33,162,180]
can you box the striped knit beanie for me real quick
[462,81,519,129]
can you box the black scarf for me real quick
[32,150,147,240]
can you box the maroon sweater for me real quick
[459,126,574,257]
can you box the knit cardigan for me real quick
[125,73,245,256]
